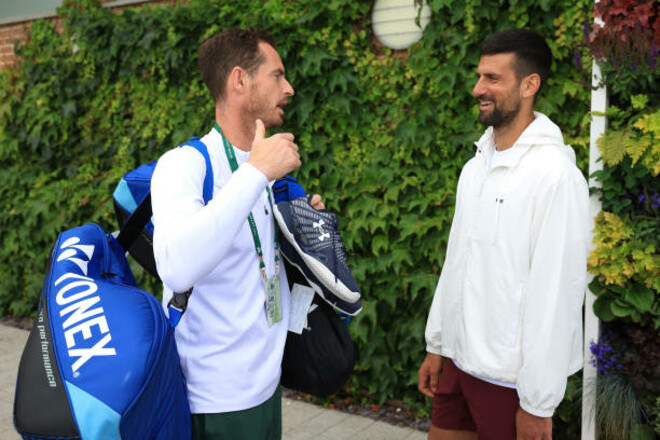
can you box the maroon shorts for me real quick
[431,359,519,440]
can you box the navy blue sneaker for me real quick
[274,195,362,316]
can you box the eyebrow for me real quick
[476,72,501,79]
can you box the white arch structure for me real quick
[582,4,606,438]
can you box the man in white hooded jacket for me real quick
[418,29,590,440]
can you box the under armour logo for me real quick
[313,220,331,241]
[57,237,95,276]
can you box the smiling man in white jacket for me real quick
[418,29,590,440]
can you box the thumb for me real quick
[253,119,265,143]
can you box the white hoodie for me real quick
[425,112,590,417]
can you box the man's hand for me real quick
[309,194,325,210]
[418,353,444,397]
[516,407,552,440]
[248,119,301,181]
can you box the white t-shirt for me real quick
[489,146,517,172]
[151,127,290,414]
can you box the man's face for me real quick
[472,53,522,129]
[245,42,294,128]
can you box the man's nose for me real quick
[472,78,483,97]
[284,79,294,96]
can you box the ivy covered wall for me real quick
[0,0,595,423]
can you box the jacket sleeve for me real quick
[151,146,268,292]
[517,170,589,417]
[425,165,469,355]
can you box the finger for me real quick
[310,194,325,210]
[274,132,295,142]
[253,119,266,142]
[417,366,432,397]
[429,371,438,394]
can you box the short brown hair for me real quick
[198,27,277,103]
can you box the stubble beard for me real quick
[247,88,283,129]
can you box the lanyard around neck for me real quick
[214,123,280,279]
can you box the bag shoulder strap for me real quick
[166,137,214,327]
[180,137,214,204]
[116,137,214,252]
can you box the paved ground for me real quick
[1,323,426,440]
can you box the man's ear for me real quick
[227,66,249,95]
[521,73,541,99]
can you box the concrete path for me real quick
[1,324,426,440]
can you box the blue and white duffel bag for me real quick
[13,223,191,440]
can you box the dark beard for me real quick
[478,101,521,128]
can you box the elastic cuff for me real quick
[426,345,443,356]
[519,400,554,418]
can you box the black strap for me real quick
[116,193,152,251]
[167,288,193,311]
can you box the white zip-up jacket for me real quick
[425,113,590,417]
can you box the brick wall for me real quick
[0,22,30,70]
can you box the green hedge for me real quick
[0,0,593,421]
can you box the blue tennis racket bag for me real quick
[14,223,191,440]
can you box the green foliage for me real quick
[553,372,583,440]
[588,211,659,326]
[597,98,660,176]
[0,0,593,414]
[593,373,653,440]
[585,1,659,437]
[652,396,660,435]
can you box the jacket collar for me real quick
[473,112,561,170]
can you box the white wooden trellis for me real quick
[582,5,606,438]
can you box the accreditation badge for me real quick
[265,272,283,327]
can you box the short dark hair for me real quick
[198,27,277,103]
[481,28,552,90]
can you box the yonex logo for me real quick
[57,237,95,275]
[312,220,331,242]
[54,236,116,375]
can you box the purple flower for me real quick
[574,48,583,71]
[650,44,658,69]
[589,333,623,376]
[638,194,645,204]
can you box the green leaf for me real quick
[371,234,389,255]
[630,423,655,440]
[630,94,648,110]
[593,295,616,321]
[611,300,634,318]
[624,287,655,314]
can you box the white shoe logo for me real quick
[313,220,330,242]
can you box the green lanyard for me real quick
[214,123,280,281]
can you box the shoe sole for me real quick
[280,241,362,316]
